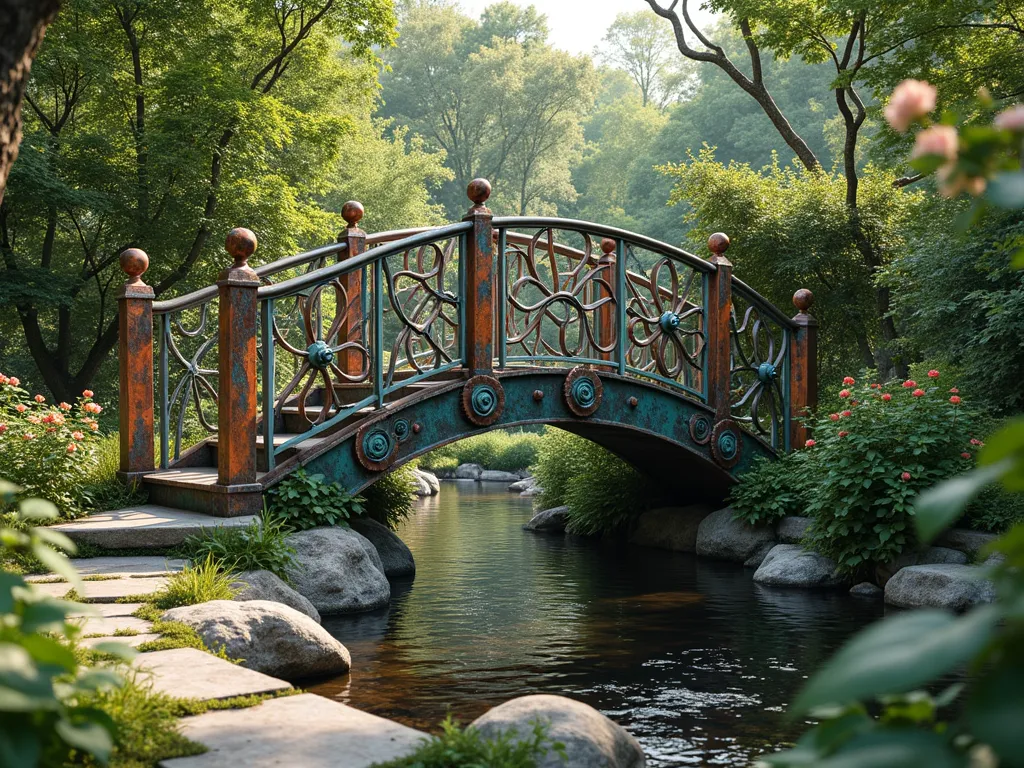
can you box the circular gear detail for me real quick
[689,413,713,445]
[355,423,397,472]
[710,419,743,469]
[563,367,603,417]
[461,375,505,427]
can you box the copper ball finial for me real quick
[793,288,815,313]
[225,227,258,268]
[708,232,730,255]
[467,178,492,206]
[342,200,364,228]
[600,238,616,255]
[120,248,149,285]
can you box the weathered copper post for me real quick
[117,248,155,482]
[463,179,494,375]
[597,238,616,363]
[217,228,259,487]
[337,200,366,377]
[706,232,733,421]
[790,289,818,448]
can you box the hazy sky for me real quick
[457,0,718,55]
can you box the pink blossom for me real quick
[22,433,35,441]
[913,389,925,397]
[839,431,849,437]
[805,439,816,448]
[843,376,855,385]
[842,410,852,417]
[949,387,960,394]
[41,413,55,424]
[950,395,962,404]
[830,413,840,422]
[83,402,103,414]
[15,404,27,413]
[72,431,85,441]
[0,374,7,384]
[67,443,77,453]
[33,394,45,403]
[0,424,6,434]
[927,370,940,379]
[26,415,40,425]
[885,80,937,132]
[961,452,971,459]
[8,377,19,387]
[59,401,71,411]
[901,471,911,482]
[82,389,94,398]
[936,164,986,198]
[903,380,917,388]
[994,104,1024,132]
[911,125,958,162]
[970,438,982,446]
[839,389,851,398]
[881,393,892,401]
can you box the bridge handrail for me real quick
[730,277,799,331]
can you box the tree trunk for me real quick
[0,0,60,206]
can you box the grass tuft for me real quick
[150,555,240,610]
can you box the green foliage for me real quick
[183,512,295,582]
[371,714,565,768]
[0,481,132,767]
[80,434,148,517]
[421,430,542,473]
[729,451,813,527]
[150,555,240,611]
[532,429,647,536]
[363,466,416,531]
[265,469,365,531]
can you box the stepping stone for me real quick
[159,694,426,768]
[27,556,185,582]
[135,648,291,701]
[73,616,153,637]
[82,633,161,649]
[51,505,256,549]
[70,603,145,618]
[32,576,168,603]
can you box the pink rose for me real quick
[927,370,940,379]
[59,401,71,411]
[885,80,937,132]
[72,431,85,441]
[33,394,45,403]
[911,125,958,162]
[903,380,917,388]
[15,404,27,413]
[830,413,840,421]
[82,389,94,398]
[839,431,849,437]
[839,389,851,398]
[912,389,925,397]
[22,433,35,441]
[961,452,971,459]
[881,393,892,401]
[842,410,852,417]
[805,439,816,448]
[8,377,19,387]
[83,402,103,414]
[67,443,78,453]
[950,395,962,404]
[842,376,855,385]
[994,104,1024,132]
[901,471,911,482]
[0,424,6,434]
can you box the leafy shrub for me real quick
[421,430,542,473]
[184,511,295,581]
[1,480,131,766]
[265,469,365,531]
[533,429,647,536]
[0,376,107,517]
[151,555,240,610]
[963,483,1024,533]
[372,715,565,768]
[362,466,416,530]
[79,433,148,515]
[730,450,813,526]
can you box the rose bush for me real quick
[0,374,105,516]
[732,369,983,572]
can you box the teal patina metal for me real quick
[362,428,393,464]
[469,382,499,419]
[571,376,598,410]
[306,340,335,369]
[717,429,739,461]
[757,361,777,384]
[393,419,411,441]
[659,311,680,333]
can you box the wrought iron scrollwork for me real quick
[159,303,219,464]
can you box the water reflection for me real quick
[311,483,883,766]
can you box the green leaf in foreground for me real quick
[966,664,1024,764]
[792,607,999,716]
[914,459,1013,543]
[815,730,963,768]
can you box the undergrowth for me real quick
[183,511,295,581]
[421,429,542,473]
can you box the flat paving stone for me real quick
[135,648,291,701]
[27,556,184,582]
[32,576,167,603]
[74,616,153,637]
[51,505,256,549]
[70,602,145,618]
[160,694,426,768]
[82,633,161,649]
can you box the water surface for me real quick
[311,482,884,766]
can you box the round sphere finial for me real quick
[600,238,616,255]
[708,232,730,255]
[793,288,815,313]
[225,228,257,267]
[120,248,149,284]
[467,178,491,206]
[341,201,364,228]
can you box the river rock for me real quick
[776,516,811,544]
[628,505,710,553]
[938,528,998,558]
[753,545,845,588]
[161,600,350,680]
[410,468,441,496]
[472,694,645,768]
[877,546,971,586]
[286,527,390,615]
[455,463,484,480]
[696,507,776,563]
[850,582,882,598]
[349,518,416,578]
[480,469,520,483]
[524,506,569,533]
[884,564,996,611]
[508,477,537,493]
[743,541,776,568]
[232,569,321,623]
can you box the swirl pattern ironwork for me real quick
[159,303,219,464]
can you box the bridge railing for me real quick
[114,178,816,486]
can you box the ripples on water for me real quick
[310,482,884,766]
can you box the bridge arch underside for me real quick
[286,371,776,508]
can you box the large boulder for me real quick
[232,570,321,623]
[349,518,416,579]
[776,516,811,545]
[480,469,520,483]
[286,527,390,615]
[523,506,569,533]
[753,545,846,588]
[938,529,998,559]
[884,564,996,611]
[876,546,971,586]
[508,477,536,493]
[629,506,711,553]
[696,508,776,563]
[161,600,350,680]
[850,582,883,598]
[454,463,484,480]
[471,695,645,768]
[410,468,441,497]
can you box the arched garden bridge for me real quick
[115,179,818,517]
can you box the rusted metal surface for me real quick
[217,228,260,486]
[563,366,603,418]
[338,202,366,378]
[463,179,494,375]
[461,374,505,427]
[705,233,732,422]
[117,248,155,479]
[597,238,616,362]
[790,289,818,447]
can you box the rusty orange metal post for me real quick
[217,228,260,487]
[706,232,733,421]
[338,201,366,377]
[463,179,494,375]
[597,238,616,363]
[117,248,155,482]
[790,288,818,448]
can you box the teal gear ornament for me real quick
[306,340,335,369]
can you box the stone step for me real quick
[135,648,292,702]
[70,602,146,618]
[27,556,185,581]
[74,615,153,637]
[51,505,256,549]
[159,693,427,768]
[82,633,161,649]
[32,576,168,603]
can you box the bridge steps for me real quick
[52,504,258,549]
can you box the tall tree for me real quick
[0,0,61,206]
[601,10,694,108]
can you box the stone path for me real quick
[160,694,427,768]
[134,648,293,701]
[51,505,256,549]
[33,576,169,603]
